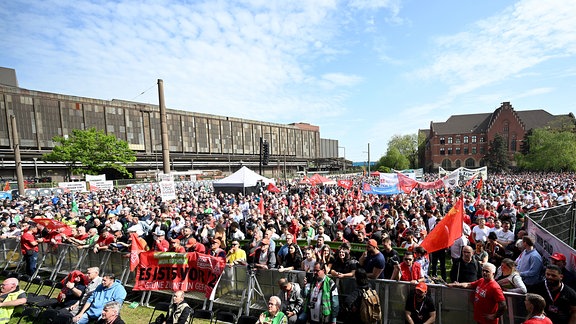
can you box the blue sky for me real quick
[2,0,576,162]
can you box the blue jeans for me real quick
[24,251,38,276]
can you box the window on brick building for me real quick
[455,137,461,144]
[455,147,461,154]
[442,159,451,169]
[440,137,445,144]
[472,136,477,143]
[472,147,477,154]
[448,137,453,144]
[464,147,469,154]
[465,158,475,167]
[480,146,485,154]
[440,147,445,155]
[464,136,469,143]
[503,122,509,132]
[447,148,452,155]
[511,135,517,151]
[455,160,461,168]
[480,137,485,143]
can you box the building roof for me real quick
[431,106,569,136]
[431,113,492,135]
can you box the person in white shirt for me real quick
[495,221,514,247]
[472,217,490,243]
[450,223,470,262]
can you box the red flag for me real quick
[258,198,264,215]
[130,232,147,271]
[464,173,478,187]
[337,180,353,190]
[474,193,482,207]
[266,183,280,193]
[420,197,464,253]
[32,218,72,236]
[476,178,483,190]
[3,182,9,191]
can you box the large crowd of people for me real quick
[1,172,576,323]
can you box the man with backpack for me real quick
[344,268,381,324]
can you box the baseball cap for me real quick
[355,223,365,231]
[261,238,270,245]
[367,239,378,248]
[154,230,165,236]
[415,282,428,293]
[550,252,566,262]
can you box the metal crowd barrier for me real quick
[0,238,528,324]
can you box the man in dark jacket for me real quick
[96,301,125,324]
[164,290,191,324]
[450,246,481,283]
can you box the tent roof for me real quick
[213,166,273,188]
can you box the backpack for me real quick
[360,288,381,324]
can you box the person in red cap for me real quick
[405,282,436,324]
[359,239,385,279]
[549,252,576,290]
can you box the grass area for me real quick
[4,277,213,324]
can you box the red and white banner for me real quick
[133,251,225,298]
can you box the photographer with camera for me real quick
[301,261,339,324]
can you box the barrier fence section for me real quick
[1,238,529,324]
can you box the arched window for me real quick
[442,159,452,169]
[465,158,475,167]
[511,134,517,151]
[455,160,461,168]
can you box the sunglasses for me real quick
[404,258,414,261]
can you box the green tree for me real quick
[516,128,576,172]
[387,134,419,168]
[483,134,510,172]
[378,147,410,171]
[43,128,136,179]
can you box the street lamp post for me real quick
[338,146,346,173]
[32,157,38,178]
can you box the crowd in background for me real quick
[2,172,576,323]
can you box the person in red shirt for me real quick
[93,228,115,253]
[523,293,552,324]
[152,230,169,252]
[391,251,424,284]
[169,238,186,253]
[448,262,507,324]
[21,222,40,275]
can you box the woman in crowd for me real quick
[329,245,357,279]
[317,245,335,273]
[473,241,489,265]
[278,243,302,272]
[496,258,527,294]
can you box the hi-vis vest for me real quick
[0,289,26,324]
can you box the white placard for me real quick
[89,180,114,191]
[85,174,106,182]
[159,180,176,201]
[58,181,88,193]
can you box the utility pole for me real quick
[10,115,25,196]
[158,79,171,175]
[367,143,371,175]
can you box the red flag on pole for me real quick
[476,178,483,190]
[266,183,280,193]
[464,173,478,187]
[130,232,147,271]
[258,198,264,215]
[337,180,353,190]
[420,197,464,253]
[3,182,9,191]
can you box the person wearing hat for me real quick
[208,238,226,261]
[359,239,385,279]
[1,223,21,239]
[250,238,276,269]
[404,281,436,324]
[152,230,169,252]
[549,252,576,290]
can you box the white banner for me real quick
[159,180,177,201]
[85,174,106,182]
[157,173,173,182]
[459,166,488,180]
[526,216,576,273]
[58,181,88,193]
[89,180,114,191]
[442,169,460,189]
[379,173,399,186]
